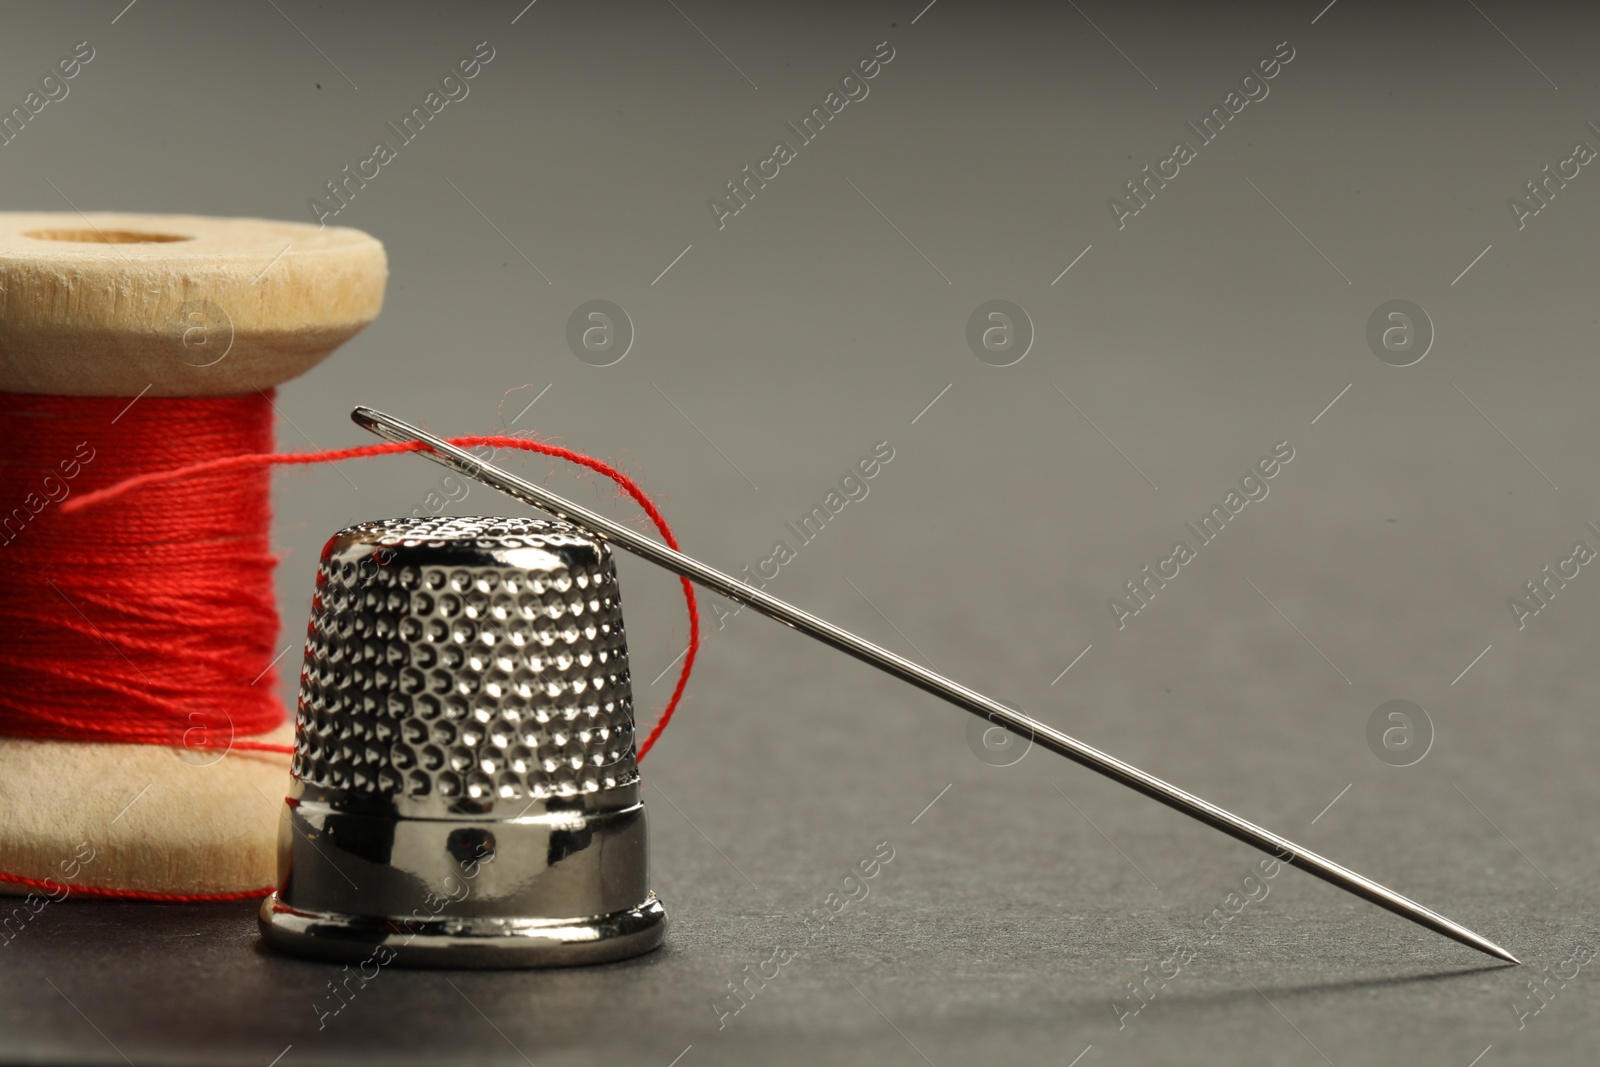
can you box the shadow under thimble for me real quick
[259,516,665,968]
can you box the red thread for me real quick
[0,390,698,902]
[0,870,275,902]
[0,391,283,747]
[59,431,701,761]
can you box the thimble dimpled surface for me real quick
[293,515,638,810]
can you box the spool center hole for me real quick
[23,228,193,244]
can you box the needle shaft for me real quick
[351,405,1518,965]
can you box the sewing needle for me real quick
[351,405,1519,965]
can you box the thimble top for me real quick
[293,516,637,815]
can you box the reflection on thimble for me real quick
[258,516,665,967]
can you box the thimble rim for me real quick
[259,891,666,968]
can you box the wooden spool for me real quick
[0,212,386,895]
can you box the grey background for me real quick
[3,0,1599,1064]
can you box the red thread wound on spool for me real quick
[0,390,699,902]
[0,390,284,746]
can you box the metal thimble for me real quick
[259,516,665,967]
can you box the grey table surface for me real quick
[3,0,1599,1064]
